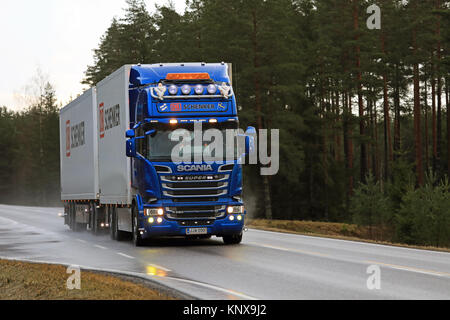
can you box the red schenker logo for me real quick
[99,103,105,139]
[170,103,182,112]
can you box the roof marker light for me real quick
[166,73,210,81]
[169,119,178,125]
[168,85,178,95]
[209,119,218,123]
[195,85,204,95]
[181,85,191,95]
[207,84,217,95]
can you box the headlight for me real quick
[194,84,204,95]
[227,206,244,214]
[168,85,178,95]
[145,208,164,216]
[181,85,191,95]
[207,84,217,94]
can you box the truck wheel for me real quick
[69,203,75,230]
[109,206,116,240]
[90,203,99,235]
[132,205,145,247]
[223,233,243,245]
[70,203,84,232]
[112,206,127,241]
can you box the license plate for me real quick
[186,228,208,235]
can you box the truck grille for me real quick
[165,205,226,219]
[161,174,229,200]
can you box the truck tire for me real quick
[90,203,99,235]
[69,203,75,230]
[223,233,243,245]
[112,206,127,241]
[132,205,145,247]
[109,206,116,240]
[70,202,84,232]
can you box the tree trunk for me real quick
[394,64,401,159]
[353,1,367,182]
[424,79,429,172]
[432,59,437,172]
[446,77,450,178]
[436,1,442,175]
[413,27,423,186]
[343,92,354,200]
[381,33,392,180]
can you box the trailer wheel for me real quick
[68,202,75,230]
[69,202,82,232]
[223,233,243,245]
[109,206,116,240]
[90,203,99,235]
[132,205,145,247]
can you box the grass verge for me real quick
[0,259,176,300]
[247,219,450,253]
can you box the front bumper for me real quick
[138,216,245,239]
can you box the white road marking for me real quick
[364,260,450,278]
[117,252,135,259]
[75,239,87,243]
[94,245,107,250]
[156,276,258,300]
[148,264,171,272]
[246,241,329,257]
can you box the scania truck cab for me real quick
[127,63,253,246]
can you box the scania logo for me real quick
[177,165,213,172]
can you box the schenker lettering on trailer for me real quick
[70,121,85,149]
[104,104,120,130]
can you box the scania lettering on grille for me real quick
[177,165,213,172]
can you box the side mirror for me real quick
[126,138,136,158]
[245,126,256,156]
[126,129,135,138]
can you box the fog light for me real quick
[237,215,242,221]
[157,217,163,224]
[229,215,235,221]
[148,217,155,224]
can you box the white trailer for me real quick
[60,65,133,234]
[96,65,132,206]
[59,87,99,201]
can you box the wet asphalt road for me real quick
[0,204,449,300]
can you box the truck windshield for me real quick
[145,122,240,162]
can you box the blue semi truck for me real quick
[60,63,254,246]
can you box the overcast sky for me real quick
[0,0,185,111]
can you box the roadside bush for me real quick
[350,174,392,239]
[395,175,450,247]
